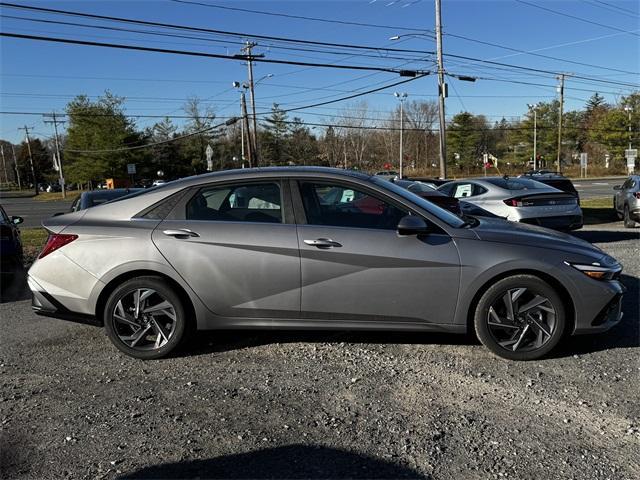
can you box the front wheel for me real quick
[104,276,186,359]
[474,275,566,361]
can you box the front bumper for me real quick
[573,280,625,335]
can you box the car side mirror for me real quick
[613,185,621,190]
[11,216,23,225]
[397,215,429,236]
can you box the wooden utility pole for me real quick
[11,144,21,190]
[435,0,447,179]
[243,41,260,166]
[0,144,7,185]
[240,90,254,168]
[556,74,572,174]
[43,112,66,198]
[18,126,38,195]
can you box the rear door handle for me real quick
[303,238,342,248]
[163,229,200,238]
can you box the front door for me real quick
[152,180,300,318]
[295,180,460,325]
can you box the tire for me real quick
[474,275,566,361]
[623,205,636,228]
[104,276,187,360]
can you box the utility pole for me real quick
[240,89,254,168]
[43,112,66,198]
[556,74,571,174]
[624,105,633,150]
[18,126,38,195]
[0,144,7,185]
[435,0,447,179]
[527,104,538,171]
[243,41,260,167]
[394,92,408,178]
[11,144,21,190]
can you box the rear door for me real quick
[293,180,460,325]
[152,180,301,318]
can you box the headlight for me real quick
[565,261,622,281]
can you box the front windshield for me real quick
[372,176,466,227]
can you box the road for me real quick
[0,222,638,479]
[0,196,72,227]
[572,177,625,200]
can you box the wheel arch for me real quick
[465,269,575,338]
[95,269,197,329]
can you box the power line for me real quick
[515,0,640,37]
[584,0,640,17]
[169,0,433,34]
[0,32,429,75]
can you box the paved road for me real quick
[572,177,625,199]
[0,196,72,227]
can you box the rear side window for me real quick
[485,178,546,190]
[186,182,282,223]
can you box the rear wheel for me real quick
[623,205,636,228]
[104,276,186,359]
[474,275,566,361]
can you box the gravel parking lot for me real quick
[1,222,638,480]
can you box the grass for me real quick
[20,227,49,264]
[34,190,83,202]
[580,196,617,225]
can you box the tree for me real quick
[147,117,186,179]
[287,117,319,165]
[17,138,52,185]
[260,103,289,165]
[64,91,148,184]
[447,112,484,171]
[586,92,607,113]
[182,97,218,173]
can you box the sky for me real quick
[0,0,638,144]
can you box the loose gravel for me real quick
[1,222,638,480]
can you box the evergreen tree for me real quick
[261,104,289,165]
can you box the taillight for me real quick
[503,198,521,207]
[38,233,78,259]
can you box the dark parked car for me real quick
[68,188,143,213]
[0,205,24,285]
[520,172,580,203]
[29,167,624,361]
[392,179,461,214]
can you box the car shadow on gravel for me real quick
[553,273,639,358]
[573,229,640,243]
[0,269,30,304]
[119,445,426,479]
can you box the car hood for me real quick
[470,217,604,258]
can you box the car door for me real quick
[152,180,301,318]
[294,180,460,325]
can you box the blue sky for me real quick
[1,0,638,144]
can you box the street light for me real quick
[527,103,538,171]
[394,92,408,178]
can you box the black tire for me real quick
[474,275,566,361]
[623,205,636,228]
[104,276,187,360]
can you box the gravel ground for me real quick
[1,222,638,480]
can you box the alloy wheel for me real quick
[486,287,557,353]
[111,288,177,351]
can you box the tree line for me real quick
[1,90,637,187]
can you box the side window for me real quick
[186,182,282,223]
[438,183,455,197]
[299,182,408,230]
[453,183,473,198]
[472,184,487,196]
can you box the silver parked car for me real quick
[613,175,640,228]
[28,167,623,361]
[438,176,583,230]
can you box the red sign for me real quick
[383,162,393,170]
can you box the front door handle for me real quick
[163,229,200,238]
[304,238,342,248]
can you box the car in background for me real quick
[391,179,461,214]
[458,200,501,219]
[438,176,583,230]
[67,188,143,213]
[520,172,580,203]
[152,179,167,187]
[0,205,24,286]
[613,175,640,228]
[374,170,399,180]
[406,176,451,187]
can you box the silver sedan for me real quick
[438,176,583,230]
[28,167,622,361]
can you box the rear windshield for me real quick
[484,178,547,190]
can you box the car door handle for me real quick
[163,229,200,238]
[303,238,342,248]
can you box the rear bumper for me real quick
[30,277,100,326]
[630,207,640,222]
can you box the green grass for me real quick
[33,190,83,202]
[580,196,617,225]
[20,227,49,264]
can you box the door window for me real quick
[299,182,407,230]
[186,182,282,223]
